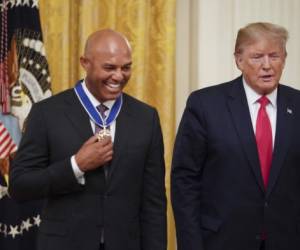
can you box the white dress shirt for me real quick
[243,78,277,148]
[71,80,117,184]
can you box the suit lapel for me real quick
[266,86,293,197]
[107,95,132,182]
[227,77,265,192]
[64,90,93,142]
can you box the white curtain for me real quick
[176,0,300,126]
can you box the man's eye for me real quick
[270,54,280,58]
[252,54,262,59]
[122,65,131,71]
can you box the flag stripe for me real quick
[0,123,17,159]
[0,137,15,157]
[0,133,10,150]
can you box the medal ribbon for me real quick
[74,80,123,128]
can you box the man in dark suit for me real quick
[9,29,167,250]
[171,22,300,250]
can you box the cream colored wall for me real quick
[176,0,300,126]
[176,0,199,126]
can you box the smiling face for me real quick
[235,37,286,95]
[80,30,132,102]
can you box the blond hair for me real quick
[234,22,289,55]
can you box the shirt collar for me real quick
[242,77,277,108]
[82,80,115,110]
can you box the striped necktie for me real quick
[95,103,109,134]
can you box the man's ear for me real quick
[282,53,287,69]
[234,53,243,71]
[80,56,90,71]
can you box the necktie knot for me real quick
[97,103,109,119]
[258,96,269,108]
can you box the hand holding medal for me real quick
[75,135,113,172]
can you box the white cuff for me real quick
[71,155,85,185]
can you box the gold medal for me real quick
[97,127,111,141]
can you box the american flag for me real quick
[0,122,17,159]
[0,1,50,249]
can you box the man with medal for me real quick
[9,29,167,250]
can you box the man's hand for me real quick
[75,135,113,172]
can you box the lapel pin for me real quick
[287,108,293,114]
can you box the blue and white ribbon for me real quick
[74,80,123,128]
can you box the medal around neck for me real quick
[74,80,123,141]
[96,126,111,141]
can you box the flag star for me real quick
[8,225,20,238]
[33,215,41,226]
[16,0,22,7]
[9,0,16,8]
[24,0,30,6]
[32,0,39,8]
[22,218,32,231]
[0,1,8,11]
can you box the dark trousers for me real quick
[260,241,265,250]
[99,243,105,250]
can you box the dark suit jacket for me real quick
[171,76,300,250]
[9,88,167,250]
